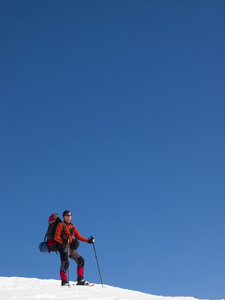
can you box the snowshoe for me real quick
[76,279,89,286]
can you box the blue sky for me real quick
[0,1,224,299]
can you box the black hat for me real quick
[63,210,72,217]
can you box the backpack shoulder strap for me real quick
[61,221,67,236]
[62,221,66,231]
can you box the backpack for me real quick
[39,213,65,253]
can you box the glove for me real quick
[62,239,68,245]
[88,236,94,244]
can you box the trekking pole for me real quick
[92,240,104,287]
[67,266,70,287]
[67,243,70,287]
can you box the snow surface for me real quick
[0,277,199,300]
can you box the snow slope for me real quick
[0,277,198,300]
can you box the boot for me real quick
[76,277,89,286]
[60,271,69,286]
[61,280,70,286]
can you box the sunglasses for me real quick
[65,213,72,216]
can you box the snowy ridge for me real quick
[0,277,199,300]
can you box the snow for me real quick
[0,277,198,300]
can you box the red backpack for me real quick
[45,213,65,252]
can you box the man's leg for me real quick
[59,245,70,286]
[69,250,88,284]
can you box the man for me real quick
[54,210,94,286]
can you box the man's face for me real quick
[64,212,72,222]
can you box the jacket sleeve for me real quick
[73,225,89,243]
[54,222,64,244]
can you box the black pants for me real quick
[59,244,82,273]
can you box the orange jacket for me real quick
[54,221,89,245]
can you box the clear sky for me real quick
[0,1,224,299]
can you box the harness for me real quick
[61,221,74,239]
